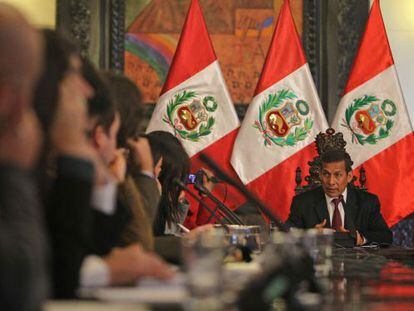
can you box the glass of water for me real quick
[302,228,334,277]
[182,228,225,310]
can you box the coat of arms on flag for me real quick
[341,94,396,145]
[230,0,328,221]
[253,88,314,147]
[331,0,414,226]
[147,0,244,229]
[162,90,218,142]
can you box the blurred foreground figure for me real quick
[102,71,158,251]
[33,31,172,298]
[0,4,48,311]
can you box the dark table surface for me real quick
[77,245,414,310]
[320,246,414,310]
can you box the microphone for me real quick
[196,156,323,310]
[174,178,230,233]
[190,169,221,184]
[207,175,221,184]
[199,153,289,232]
[193,182,245,226]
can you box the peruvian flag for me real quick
[230,0,328,221]
[146,0,242,225]
[331,0,414,227]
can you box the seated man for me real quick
[285,150,392,246]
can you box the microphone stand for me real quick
[199,153,289,232]
[174,178,229,233]
[197,155,323,310]
[193,183,245,226]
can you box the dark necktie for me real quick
[331,195,343,231]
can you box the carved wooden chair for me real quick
[295,128,367,194]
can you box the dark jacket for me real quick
[0,164,49,311]
[132,173,160,224]
[285,186,392,245]
[46,156,94,298]
[91,198,131,256]
[47,156,134,298]
[118,175,155,251]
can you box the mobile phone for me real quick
[185,171,204,184]
[186,173,198,184]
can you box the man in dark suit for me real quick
[285,150,392,246]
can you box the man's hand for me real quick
[337,226,349,233]
[355,230,364,246]
[338,227,364,246]
[108,148,127,183]
[104,244,174,286]
[127,137,154,173]
[185,224,214,240]
[314,219,327,231]
[155,178,162,194]
[0,109,42,169]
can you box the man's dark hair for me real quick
[320,150,353,173]
[33,30,81,201]
[102,71,144,148]
[82,58,115,133]
[33,29,79,135]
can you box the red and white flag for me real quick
[230,0,328,221]
[146,0,243,225]
[331,0,414,227]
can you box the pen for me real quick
[177,223,190,233]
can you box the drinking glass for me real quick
[302,228,334,277]
[182,228,225,310]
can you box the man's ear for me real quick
[0,84,23,133]
[91,125,106,149]
[346,170,353,183]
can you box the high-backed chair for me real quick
[295,128,414,247]
[295,128,367,195]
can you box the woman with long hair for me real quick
[147,131,191,236]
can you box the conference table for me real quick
[321,246,414,310]
[46,246,414,310]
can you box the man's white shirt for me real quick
[324,188,366,244]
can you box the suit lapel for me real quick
[344,186,358,232]
[312,188,331,227]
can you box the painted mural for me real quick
[125,0,303,104]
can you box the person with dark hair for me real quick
[285,149,392,246]
[34,30,172,299]
[102,71,159,250]
[81,59,127,256]
[33,29,100,298]
[102,72,144,146]
[81,59,173,276]
[82,59,117,134]
[320,149,354,175]
[33,30,82,137]
[102,72,159,218]
[84,62,151,253]
[146,131,191,236]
